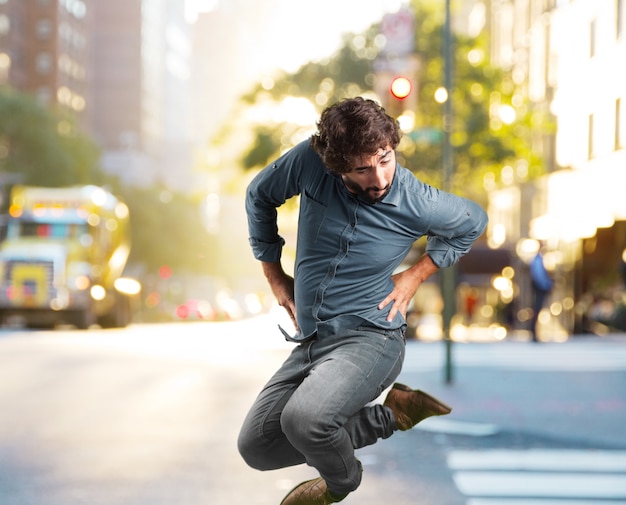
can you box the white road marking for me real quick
[448,449,626,472]
[448,449,626,503]
[416,418,500,437]
[453,471,626,498]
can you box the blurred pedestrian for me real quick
[529,246,553,342]
[462,285,479,324]
[238,97,488,505]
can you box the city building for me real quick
[0,0,196,191]
[92,0,194,190]
[0,0,92,128]
[487,0,626,336]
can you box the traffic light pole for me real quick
[442,0,456,385]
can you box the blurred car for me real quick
[175,299,216,321]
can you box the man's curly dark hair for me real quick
[310,97,402,175]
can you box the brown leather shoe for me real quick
[383,382,452,431]
[279,477,345,505]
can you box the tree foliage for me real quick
[0,87,102,186]
[214,1,550,206]
[104,182,216,277]
[0,87,213,277]
[405,1,550,200]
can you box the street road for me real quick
[0,316,625,505]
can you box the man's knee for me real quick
[237,426,268,470]
[281,401,330,448]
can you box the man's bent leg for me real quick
[280,327,405,497]
[238,344,312,471]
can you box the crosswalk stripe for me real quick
[467,500,617,505]
[448,449,626,503]
[453,472,626,498]
[417,418,500,437]
[448,449,626,472]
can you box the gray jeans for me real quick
[237,325,405,496]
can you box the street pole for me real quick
[442,0,456,385]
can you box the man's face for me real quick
[342,147,396,204]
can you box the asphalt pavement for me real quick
[0,321,624,505]
[348,333,626,505]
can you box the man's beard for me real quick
[343,178,390,204]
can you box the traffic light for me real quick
[373,66,418,131]
[390,76,412,100]
[386,75,416,132]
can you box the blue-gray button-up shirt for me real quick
[246,140,488,341]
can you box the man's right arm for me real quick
[246,141,318,329]
[261,261,298,331]
[245,140,313,263]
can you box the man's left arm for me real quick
[378,253,439,322]
[379,191,488,322]
[424,191,488,269]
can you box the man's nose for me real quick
[372,165,389,188]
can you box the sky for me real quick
[185,0,411,141]
[186,0,407,74]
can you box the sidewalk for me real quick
[397,335,626,448]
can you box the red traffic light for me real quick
[390,76,412,99]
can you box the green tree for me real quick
[0,87,102,186]
[404,1,549,201]
[0,88,215,278]
[114,184,216,276]
[235,27,381,171]
[213,0,550,206]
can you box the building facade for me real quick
[0,0,195,191]
[92,0,194,190]
[488,0,626,336]
[0,0,92,127]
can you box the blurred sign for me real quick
[380,7,415,56]
[409,127,443,145]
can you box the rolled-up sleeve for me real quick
[424,189,488,268]
[246,165,286,262]
[246,140,314,262]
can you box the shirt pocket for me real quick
[299,190,328,243]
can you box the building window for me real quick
[590,19,596,58]
[35,52,53,74]
[588,113,595,159]
[617,98,623,150]
[544,0,557,11]
[0,52,10,84]
[36,19,53,40]
[61,0,87,19]
[0,14,9,36]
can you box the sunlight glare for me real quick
[185,0,218,23]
